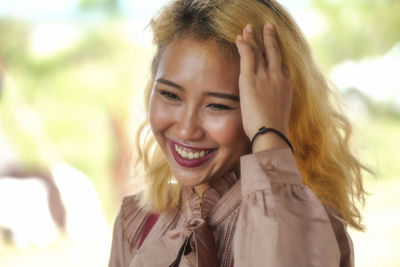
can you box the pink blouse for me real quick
[109,148,354,267]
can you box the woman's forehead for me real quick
[155,37,240,93]
[160,37,236,68]
[167,35,237,61]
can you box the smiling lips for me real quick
[168,140,217,168]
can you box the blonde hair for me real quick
[133,0,368,230]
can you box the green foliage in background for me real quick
[0,18,31,68]
[0,17,151,221]
[78,0,121,17]
[311,0,400,69]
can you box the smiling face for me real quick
[149,37,249,190]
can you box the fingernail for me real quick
[266,23,274,30]
[236,35,243,41]
[245,24,252,33]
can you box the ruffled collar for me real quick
[182,168,240,220]
[126,168,242,266]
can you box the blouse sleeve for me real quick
[233,147,354,267]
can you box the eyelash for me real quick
[207,103,233,110]
[159,90,181,101]
[158,90,233,110]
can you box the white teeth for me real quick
[174,144,212,160]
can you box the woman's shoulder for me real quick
[119,194,152,249]
[121,194,145,216]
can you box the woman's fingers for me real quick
[236,35,256,77]
[263,23,282,72]
[242,24,265,72]
[238,23,282,74]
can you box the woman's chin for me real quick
[173,174,210,188]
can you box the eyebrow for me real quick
[204,92,239,102]
[156,78,183,90]
[155,78,239,102]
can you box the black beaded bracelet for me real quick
[248,127,294,154]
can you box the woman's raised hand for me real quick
[235,23,293,152]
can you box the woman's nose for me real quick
[176,108,204,141]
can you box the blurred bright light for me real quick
[0,0,79,21]
[52,163,109,243]
[31,23,83,57]
[0,178,58,249]
[330,42,400,111]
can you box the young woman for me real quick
[109,0,367,266]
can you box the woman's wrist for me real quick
[251,131,291,153]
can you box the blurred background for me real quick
[0,0,399,266]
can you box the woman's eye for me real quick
[207,103,233,110]
[159,90,180,101]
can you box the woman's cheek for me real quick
[205,113,245,146]
[149,97,174,131]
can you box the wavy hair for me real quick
[132,0,368,230]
